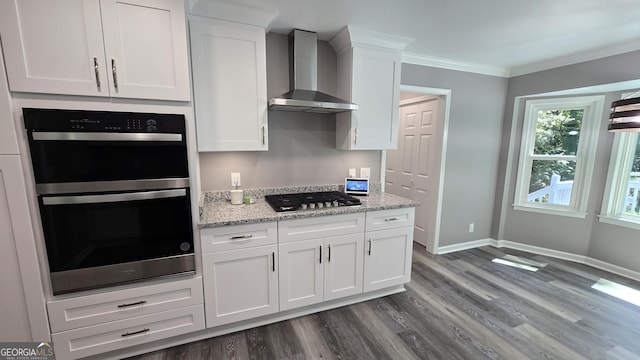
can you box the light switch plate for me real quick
[348,168,356,177]
[231,172,241,187]
[360,167,370,179]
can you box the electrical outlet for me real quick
[348,168,356,177]
[231,173,241,188]
[360,167,370,179]
[469,223,475,233]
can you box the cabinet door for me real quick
[278,239,323,311]
[336,47,401,150]
[0,0,107,97]
[363,227,413,292]
[0,46,19,155]
[203,245,278,327]
[100,0,190,101]
[324,234,364,301]
[190,18,268,151]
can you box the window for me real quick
[514,96,604,217]
[600,131,640,229]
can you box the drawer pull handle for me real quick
[328,244,331,262]
[230,234,253,240]
[368,239,372,255]
[384,217,400,222]
[319,245,322,264]
[272,252,275,272]
[117,300,147,309]
[121,328,150,337]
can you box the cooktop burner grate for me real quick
[264,191,361,212]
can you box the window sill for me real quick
[512,204,587,219]
[598,216,640,231]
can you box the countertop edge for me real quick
[199,192,419,229]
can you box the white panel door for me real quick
[100,0,190,101]
[386,97,440,250]
[363,227,413,292]
[324,234,364,301]
[190,18,268,151]
[203,245,278,327]
[278,239,323,311]
[0,0,107,96]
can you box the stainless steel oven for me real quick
[23,108,195,295]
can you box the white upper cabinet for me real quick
[0,46,19,155]
[190,17,269,151]
[0,0,190,101]
[330,26,413,150]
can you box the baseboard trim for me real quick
[438,238,640,282]
[436,238,496,254]
[584,257,640,283]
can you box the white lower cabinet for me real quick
[52,304,205,360]
[278,214,365,311]
[364,208,415,292]
[203,245,279,327]
[200,221,279,327]
[47,276,205,360]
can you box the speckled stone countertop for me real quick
[199,185,419,228]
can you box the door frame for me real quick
[380,84,451,253]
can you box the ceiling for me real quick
[205,0,640,77]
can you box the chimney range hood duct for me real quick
[268,29,358,113]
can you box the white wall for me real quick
[400,64,508,247]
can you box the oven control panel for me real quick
[23,108,186,134]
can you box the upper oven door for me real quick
[27,131,188,185]
[23,108,189,190]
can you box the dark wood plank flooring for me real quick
[128,245,640,360]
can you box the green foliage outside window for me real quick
[529,109,583,193]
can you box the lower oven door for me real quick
[38,188,195,295]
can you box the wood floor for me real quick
[129,245,640,360]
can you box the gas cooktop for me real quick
[264,191,362,212]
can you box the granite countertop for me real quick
[199,189,419,228]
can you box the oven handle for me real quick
[32,132,183,142]
[41,189,187,205]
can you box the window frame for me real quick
[600,131,640,230]
[513,95,604,218]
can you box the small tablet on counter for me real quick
[344,177,369,196]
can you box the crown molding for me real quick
[188,0,277,29]
[330,26,414,55]
[509,39,640,77]
[401,52,510,78]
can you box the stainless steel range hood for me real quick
[268,29,358,113]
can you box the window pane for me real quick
[527,160,576,205]
[623,136,640,216]
[534,109,583,156]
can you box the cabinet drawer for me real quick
[200,221,277,253]
[278,213,365,243]
[47,276,203,333]
[366,207,415,232]
[51,304,205,360]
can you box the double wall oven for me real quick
[23,108,195,295]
